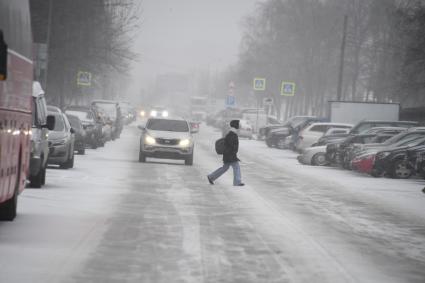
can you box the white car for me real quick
[239,119,253,139]
[297,145,328,166]
[296,123,353,152]
[138,117,194,165]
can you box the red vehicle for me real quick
[351,153,376,175]
[0,0,33,220]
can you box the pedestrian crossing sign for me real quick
[253,78,266,91]
[281,81,296,96]
[77,71,92,86]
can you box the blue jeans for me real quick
[208,161,242,185]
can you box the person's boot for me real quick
[234,183,245,186]
[207,176,214,185]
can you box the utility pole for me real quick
[336,14,348,101]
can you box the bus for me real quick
[0,0,33,220]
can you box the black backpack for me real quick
[215,138,225,155]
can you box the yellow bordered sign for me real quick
[77,71,92,86]
[253,78,266,91]
[281,81,296,96]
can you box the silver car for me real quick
[297,145,328,166]
[47,110,75,169]
[138,117,194,165]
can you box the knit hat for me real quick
[230,120,240,129]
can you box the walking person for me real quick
[208,120,245,186]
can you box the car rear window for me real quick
[147,119,189,132]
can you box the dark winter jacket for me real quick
[223,129,239,163]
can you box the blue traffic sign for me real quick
[281,81,296,96]
[253,78,266,91]
[226,95,236,107]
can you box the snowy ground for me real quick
[0,123,424,283]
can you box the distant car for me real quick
[238,119,254,139]
[138,117,194,165]
[149,106,169,118]
[91,100,123,140]
[29,82,55,188]
[189,121,200,133]
[295,123,352,152]
[47,110,75,169]
[66,114,86,155]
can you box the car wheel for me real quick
[78,148,85,155]
[0,156,20,221]
[68,153,75,168]
[30,165,44,188]
[265,139,273,148]
[370,169,383,178]
[312,153,328,166]
[276,138,286,149]
[391,160,412,179]
[185,153,194,166]
[41,165,46,185]
[0,185,18,221]
[138,151,146,163]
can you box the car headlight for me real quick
[145,135,156,145]
[140,111,145,117]
[179,138,191,147]
[162,111,169,117]
[150,110,157,117]
[376,151,391,160]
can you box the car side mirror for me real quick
[70,127,75,134]
[45,115,55,131]
[0,30,8,81]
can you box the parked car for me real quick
[260,116,315,142]
[326,121,418,167]
[91,100,123,140]
[47,108,75,169]
[297,145,330,166]
[65,106,103,148]
[66,114,86,155]
[295,122,352,152]
[351,133,425,175]
[266,117,326,149]
[372,137,425,178]
[28,82,55,188]
[138,117,194,165]
[348,120,418,135]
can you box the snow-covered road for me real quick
[1,123,424,283]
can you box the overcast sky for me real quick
[130,0,259,90]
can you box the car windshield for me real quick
[67,115,82,130]
[147,119,189,132]
[52,113,65,132]
[66,110,91,122]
